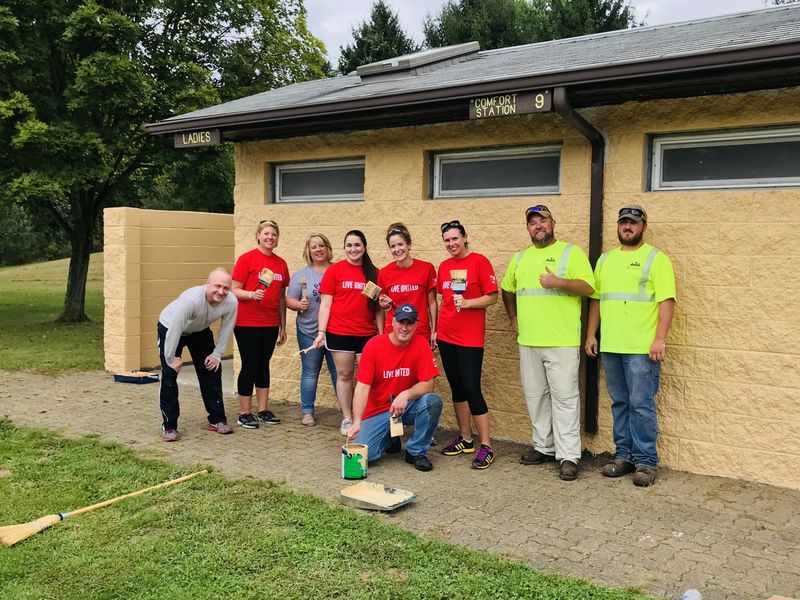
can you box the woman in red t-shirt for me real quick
[312,230,380,435]
[436,220,499,470]
[377,222,438,348]
[231,219,289,430]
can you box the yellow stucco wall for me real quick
[104,207,234,372]
[233,86,800,489]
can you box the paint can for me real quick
[342,443,368,480]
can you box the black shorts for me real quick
[325,331,373,354]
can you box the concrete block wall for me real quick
[232,86,800,489]
[104,207,234,373]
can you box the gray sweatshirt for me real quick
[158,285,238,365]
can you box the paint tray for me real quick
[339,481,416,511]
[113,371,159,384]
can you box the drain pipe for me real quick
[552,86,604,435]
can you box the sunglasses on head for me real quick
[618,208,644,218]
[388,228,405,236]
[525,205,551,218]
[259,219,278,226]
[440,220,462,232]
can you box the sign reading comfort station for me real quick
[469,90,552,119]
[174,129,221,148]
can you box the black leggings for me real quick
[234,326,279,396]
[437,339,488,416]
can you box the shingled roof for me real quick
[148,4,800,140]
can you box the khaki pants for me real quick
[518,345,581,463]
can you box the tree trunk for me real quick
[57,198,93,323]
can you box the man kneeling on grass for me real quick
[347,303,443,471]
[158,267,238,442]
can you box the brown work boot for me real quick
[633,465,657,487]
[520,448,556,465]
[559,460,578,481]
[601,458,635,477]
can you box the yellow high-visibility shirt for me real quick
[592,243,676,354]
[501,240,594,347]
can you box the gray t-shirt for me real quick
[158,285,238,365]
[287,266,326,338]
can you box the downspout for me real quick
[552,86,604,435]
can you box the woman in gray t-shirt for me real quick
[286,233,338,426]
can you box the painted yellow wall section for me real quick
[104,207,234,373]
[232,87,800,489]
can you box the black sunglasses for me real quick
[440,220,462,232]
[388,228,405,236]
[618,208,644,218]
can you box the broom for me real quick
[0,469,208,547]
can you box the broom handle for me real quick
[64,470,207,518]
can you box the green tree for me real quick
[423,0,635,50]
[535,0,635,41]
[423,0,536,50]
[338,0,418,74]
[0,0,325,322]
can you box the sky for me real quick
[305,0,774,66]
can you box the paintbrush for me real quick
[295,344,315,357]
[299,276,307,313]
[362,280,382,301]
[389,395,404,437]
[450,269,467,312]
[256,268,274,302]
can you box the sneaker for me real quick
[237,413,259,429]
[470,445,494,470]
[385,436,402,454]
[162,428,178,442]
[520,448,556,465]
[405,451,433,472]
[430,435,438,446]
[207,421,233,434]
[559,460,579,481]
[633,465,657,487]
[340,419,352,436]
[301,413,315,427]
[258,410,281,425]
[601,458,635,477]
[441,435,475,456]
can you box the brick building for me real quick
[141,5,800,488]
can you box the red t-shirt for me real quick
[231,249,289,327]
[356,333,440,420]
[436,252,498,348]
[378,259,437,338]
[319,260,378,336]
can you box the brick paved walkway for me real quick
[2,368,799,600]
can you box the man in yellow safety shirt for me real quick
[501,205,595,481]
[585,204,676,487]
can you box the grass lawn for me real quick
[0,420,651,600]
[0,254,104,372]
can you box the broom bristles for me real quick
[0,515,61,547]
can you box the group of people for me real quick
[157,202,675,486]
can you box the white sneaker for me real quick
[340,418,352,435]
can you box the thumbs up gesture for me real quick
[539,265,560,289]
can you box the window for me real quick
[274,158,365,203]
[650,127,800,191]
[432,145,561,198]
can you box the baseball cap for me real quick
[394,303,418,323]
[526,205,553,221]
[618,204,647,223]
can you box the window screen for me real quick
[274,159,365,203]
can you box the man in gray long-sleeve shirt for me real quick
[157,267,238,441]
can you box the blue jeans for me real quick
[355,392,443,462]
[297,329,338,414]
[601,353,661,469]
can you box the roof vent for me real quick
[356,42,480,79]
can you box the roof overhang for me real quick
[147,41,800,143]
